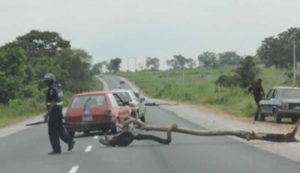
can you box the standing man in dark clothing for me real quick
[44,73,75,155]
[248,78,265,120]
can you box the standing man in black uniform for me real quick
[248,78,265,120]
[44,73,75,155]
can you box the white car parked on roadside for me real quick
[112,89,146,122]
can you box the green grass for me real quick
[0,98,45,128]
[119,66,294,117]
[0,76,103,128]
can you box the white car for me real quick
[112,89,146,122]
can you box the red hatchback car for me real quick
[65,91,131,137]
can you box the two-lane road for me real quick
[0,75,300,173]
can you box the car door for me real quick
[130,91,146,115]
[260,89,277,114]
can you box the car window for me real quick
[115,92,132,102]
[112,93,124,106]
[266,89,274,100]
[278,89,300,98]
[271,90,277,98]
[129,91,139,101]
[70,95,106,109]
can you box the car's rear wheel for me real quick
[291,117,299,123]
[257,108,265,121]
[84,130,90,135]
[273,110,281,123]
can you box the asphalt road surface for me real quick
[1,75,300,173]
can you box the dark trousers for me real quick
[107,132,170,146]
[134,134,170,144]
[48,107,73,152]
[254,97,262,120]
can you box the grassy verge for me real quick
[0,76,103,128]
[119,66,292,117]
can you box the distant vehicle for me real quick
[112,89,146,122]
[258,86,300,123]
[65,91,132,137]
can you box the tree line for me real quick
[98,27,300,88]
[0,30,95,103]
[91,51,242,73]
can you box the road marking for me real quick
[68,165,79,173]
[93,135,99,139]
[85,145,93,152]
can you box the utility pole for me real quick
[127,57,129,71]
[293,39,297,85]
[134,57,137,72]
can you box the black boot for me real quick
[48,151,61,155]
[68,140,75,151]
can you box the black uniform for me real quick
[248,81,264,105]
[248,79,265,120]
[46,84,74,154]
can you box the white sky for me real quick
[1,0,300,70]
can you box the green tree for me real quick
[235,56,259,87]
[91,61,106,75]
[166,55,188,69]
[55,48,93,92]
[2,30,70,58]
[1,30,71,84]
[218,51,241,65]
[146,57,160,70]
[0,47,26,102]
[107,58,122,72]
[198,51,218,68]
[257,27,300,69]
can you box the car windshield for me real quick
[115,92,132,102]
[70,95,106,109]
[278,89,300,98]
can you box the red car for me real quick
[65,91,131,137]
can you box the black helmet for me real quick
[44,73,56,86]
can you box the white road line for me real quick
[85,145,93,152]
[68,165,79,173]
[93,135,99,139]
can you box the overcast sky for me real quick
[1,0,300,70]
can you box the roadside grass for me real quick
[0,76,103,128]
[119,66,292,118]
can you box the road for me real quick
[0,75,300,173]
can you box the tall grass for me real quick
[119,66,292,117]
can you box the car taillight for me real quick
[282,104,289,110]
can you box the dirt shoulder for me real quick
[118,75,300,163]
